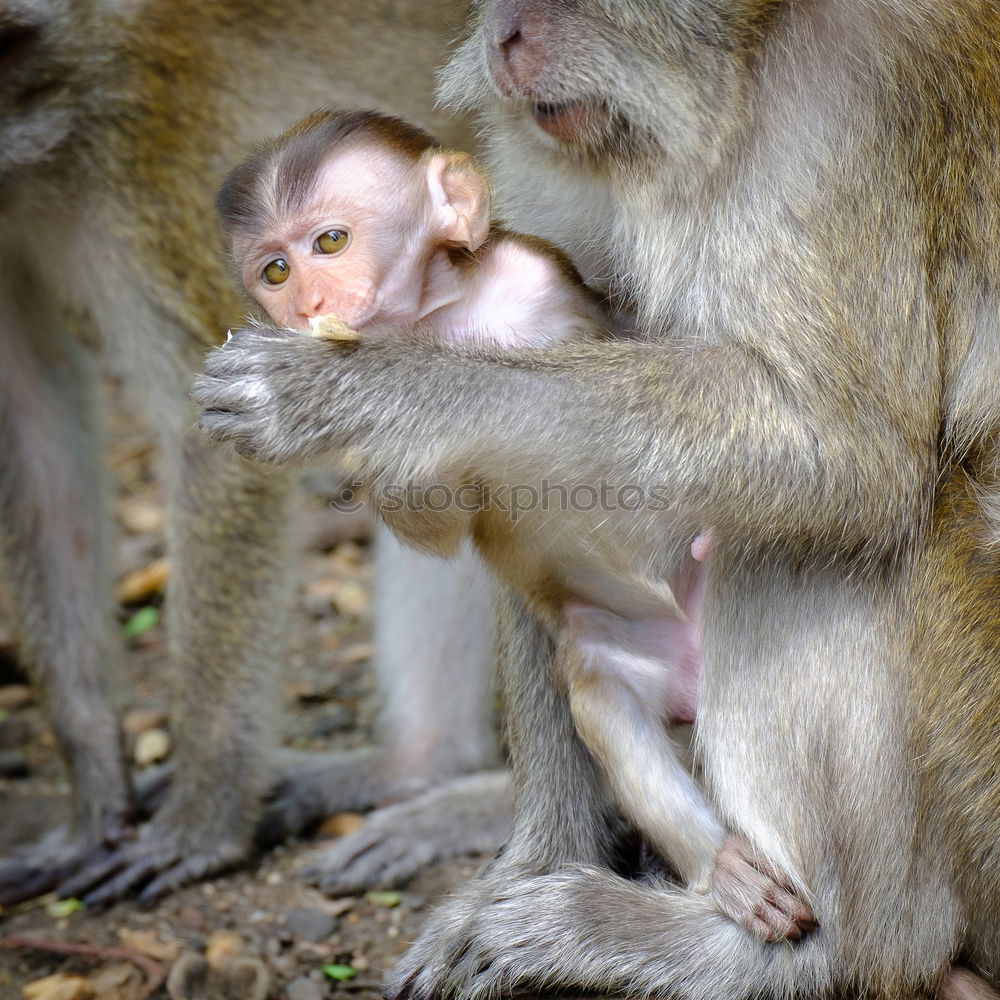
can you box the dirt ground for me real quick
[0,381,486,1000]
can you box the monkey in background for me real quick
[0,0,511,908]
[215,106,815,941]
[195,0,1000,998]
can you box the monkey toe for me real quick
[765,887,817,937]
[711,835,816,942]
[56,845,131,903]
[0,824,129,906]
[86,856,165,907]
[739,894,816,942]
[137,849,239,904]
[53,824,247,906]
[306,825,434,897]
[0,857,62,907]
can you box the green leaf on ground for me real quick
[123,606,159,638]
[321,964,357,981]
[46,897,85,918]
[364,890,402,908]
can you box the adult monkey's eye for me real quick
[315,229,349,254]
[262,258,290,284]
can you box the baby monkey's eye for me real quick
[262,258,290,285]
[315,229,349,254]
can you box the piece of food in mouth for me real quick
[307,314,361,343]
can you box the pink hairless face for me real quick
[237,144,409,329]
[237,141,490,332]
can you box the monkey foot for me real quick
[166,951,270,1000]
[709,834,817,942]
[302,770,511,896]
[0,828,97,907]
[56,821,248,906]
[0,805,139,907]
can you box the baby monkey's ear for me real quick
[425,151,491,251]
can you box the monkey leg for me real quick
[60,430,297,904]
[390,861,962,1000]
[386,594,934,1000]
[389,590,626,999]
[563,601,815,942]
[279,533,511,894]
[570,674,816,942]
[0,287,132,905]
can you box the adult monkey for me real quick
[0,0,509,907]
[196,0,1000,997]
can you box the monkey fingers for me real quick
[709,834,817,942]
[195,327,348,466]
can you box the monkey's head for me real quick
[440,0,777,172]
[217,109,492,331]
[439,0,783,323]
[0,0,109,176]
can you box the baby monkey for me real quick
[217,109,816,942]
[220,108,604,347]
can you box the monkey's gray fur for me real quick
[196,0,1000,996]
[0,0,510,905]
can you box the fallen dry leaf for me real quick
[329,540,366,568]
[304,577,343,604]
[116,558,169,605]
[22,973,94,1000]
[335,643,375,666]
[88,962,142,1000]
[205,930,244,971]
[333,581,369,618]
[117,927,180,963]
[319,812,366,838]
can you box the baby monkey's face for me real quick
[237,145,421,330]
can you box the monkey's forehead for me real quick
[234,146,412,248]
